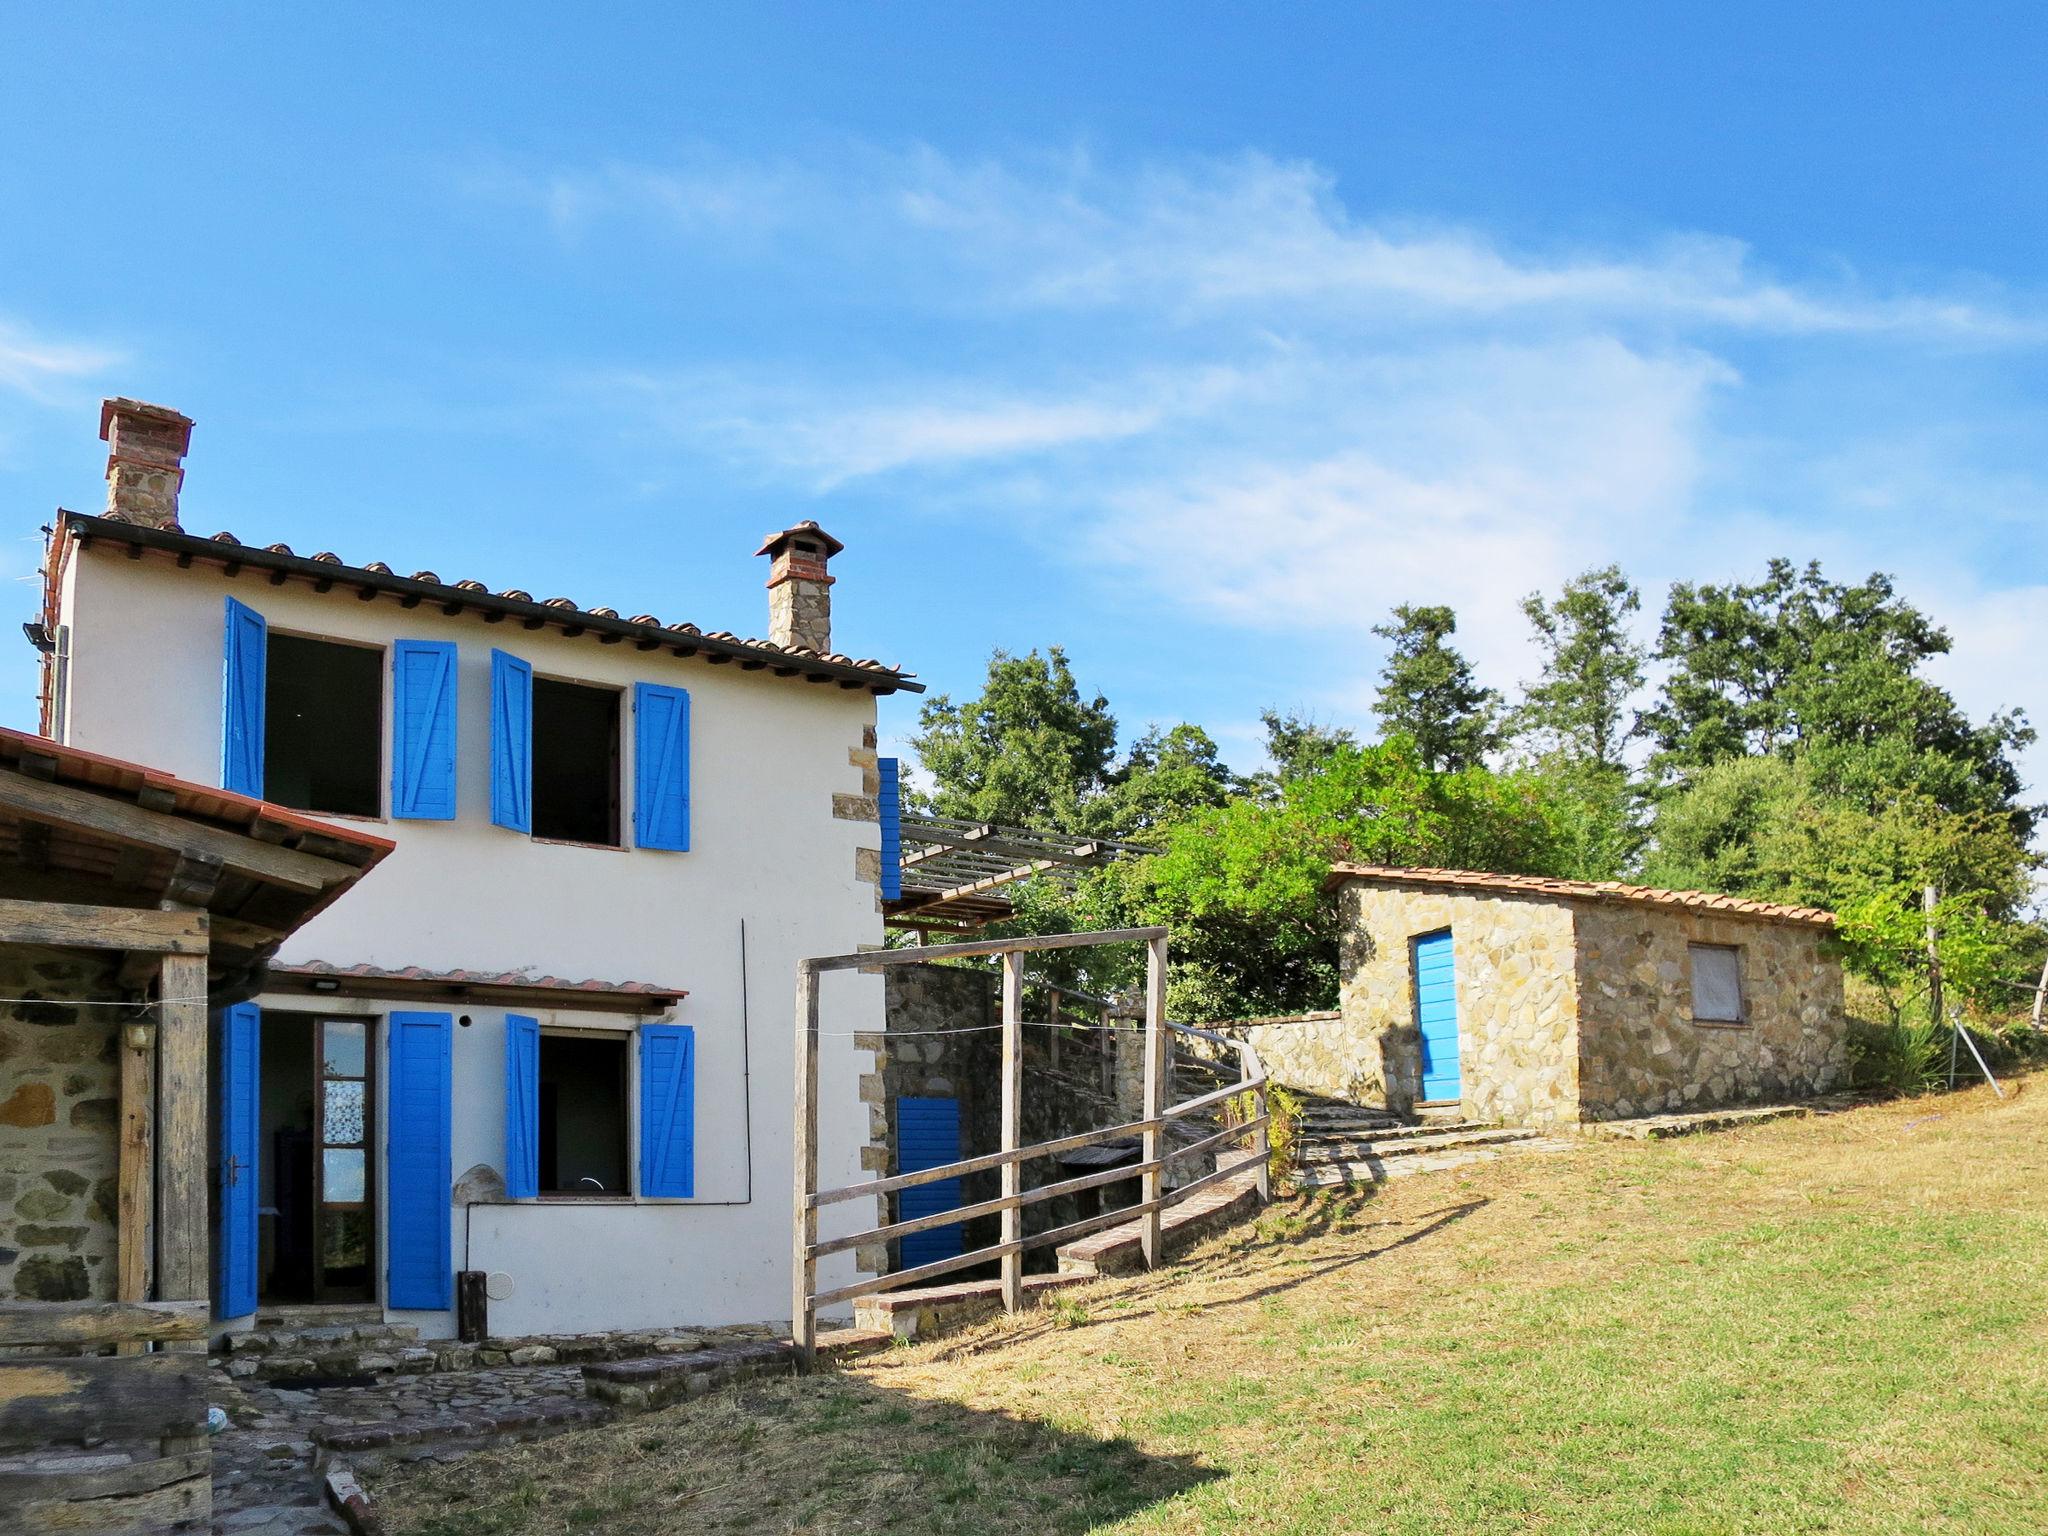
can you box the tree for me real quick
[909,647,1118,832]
[1511,565,1646,770]
[1094,723,1239,839]
[1639,559,2033,834]
[1371,605,1501,771]
[1255,709,1356,789]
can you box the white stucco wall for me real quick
[57,540,890,1335]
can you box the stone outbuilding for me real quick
[1288,866,1848,1127]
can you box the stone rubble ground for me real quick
[205,1323,784,1533]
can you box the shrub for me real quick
[1847,1015,1947,1096]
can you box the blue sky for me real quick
[3,3,2044,793]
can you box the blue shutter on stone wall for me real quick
[386,1012,453,1309]
[221,597,267,797]
[638,1025,696,1198]
[216,1002,261,1320]
[633,683,691,852]
[504,1014,540,1199]
[490,650,533,833]
[392,640,458,820]
[878,756,902,901]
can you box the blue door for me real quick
[896,1097,964,1269]
[1413,931,1462,1102]
[386,1012,453,1310]
[216,1003,260,1319]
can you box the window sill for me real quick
[530,836,628,853]
[1691,1017,1750,1030]
[531,1192,634,1204]
[280,808,390,825]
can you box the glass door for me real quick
[315,1019,375,1303]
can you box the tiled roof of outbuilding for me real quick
[1323,865,1836,929]
[59,511,921,695]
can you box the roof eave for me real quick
[62,511,923,695]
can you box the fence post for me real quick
[1141,935,1167,1269]
[791,961,820,1368]
[1242,1038,1271,1203]
[1000,950,1024,1314]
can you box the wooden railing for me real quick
[0,1299,212,1532]
[791,928,1269,1366]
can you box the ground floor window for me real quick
[538,1032,630,1194]
[1689,943,1745,1023]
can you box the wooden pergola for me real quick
[0,726,389,1532]
[883,815,1154,934]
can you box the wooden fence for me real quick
[0,1299,212,1533]
[791,927,1268,1366]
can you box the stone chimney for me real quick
[99,398,194,530]
[754,520,843,653]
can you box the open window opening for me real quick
[265,633,382,816]
[538,1032,630,1195]
[531,677,621,845]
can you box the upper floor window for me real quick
[1689,943,1744,1024]
[531,676,620,846]
[266,633,381,817]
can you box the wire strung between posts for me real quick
[0,994,212,1007]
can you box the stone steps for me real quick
[1296,1126,1541,1164]
[582,1339,799,1413]
[1297,1117,1489,1142]
[1295,1135,1579,1188]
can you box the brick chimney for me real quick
[99,398,194,530]
[754,520,843,653]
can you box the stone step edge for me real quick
[1296,1120,1490,1140]
[1295,1128,1539,1161]
[853,1272,1095,1341]
[315,1397,610,1454]
[583,1340,800,1412]
[1578,1103,1816,1140]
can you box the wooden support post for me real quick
[2033,951,2048,1034]
[999,951,1024,1314]
[1924,885,1952,1085]
[155,953,208,1310]
[791,963,820,1369]
[1243,1039,1272,1203]
[1140,935,1167,1269]
[1047,990,1061,1071]
[116,1018,155,1354]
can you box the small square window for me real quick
[1689,944,1744,1023]
[538,1033,629,1195]
[531,678,621,845]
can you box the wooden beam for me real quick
[0,1353,208,1450]
[0,900,207,953]
[999,951,1024,1314]
[791,963,820,1370]
[160,852,223,909]
[155,953,208,1307]
[806,925,1166,973]
[117,1028,155,1343]
[0,769,349,893]
[0,1300,205,1348]
[1141,933,1167,1270]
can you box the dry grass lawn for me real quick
[381,1081,2048,1535]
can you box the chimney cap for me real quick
[99,397,195,442]
[753,520,844,561]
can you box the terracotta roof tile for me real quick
[1323,865,1835,928]
[274,959,686,1000]
[65,512,920,692]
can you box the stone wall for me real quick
[1574,904,1846,1120]
[0,946,124,1302]
[1335,883,1582,1125]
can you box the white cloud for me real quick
[0,318,121,403]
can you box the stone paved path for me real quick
[211,1361,599,1532]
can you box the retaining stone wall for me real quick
[0,945,123,1302]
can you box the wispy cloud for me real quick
[0,317,122,403]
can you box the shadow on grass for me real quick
[377,1370,1220,1536]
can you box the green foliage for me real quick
[1370,604,1501,772]
[910,647,1118,832]
[1845,1015,1948,1095]
[1512,564,1646,770]
[1253,709,1356,791]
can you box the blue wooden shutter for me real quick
[878,756,902,901]
[387,1011,453,1309]
[490,650,533,833]
[897,1097,964,1267]
[216,1002,260,1319]
[392,640,459,819]
[633,683,691,852]
[638,1024,696,1198]
[504,1014,540,1199]
[221,597,267,796]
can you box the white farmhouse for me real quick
[34,398,915,1338]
